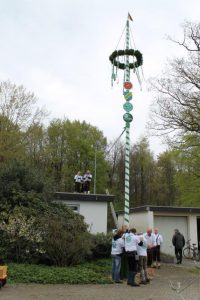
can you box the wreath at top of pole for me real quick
[109,49,143,70]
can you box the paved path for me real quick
[0,262,199,300]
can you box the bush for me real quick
[91,233,112,259]
[39,215,93,266]
[8,258,112,284]
[0,160,92,266]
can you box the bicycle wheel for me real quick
[193,251,200,262]
[183,247,192,259]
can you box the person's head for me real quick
[154,228,159,234]
[130,228,137,234]
[87,170,90,174]
[122,224,129,233]
[147,228,152,236]
[174,229,179,234]
[117,229,124,237]
[77,171,81,175]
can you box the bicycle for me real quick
[183,239,200,261]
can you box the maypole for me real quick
[109,13,143,226]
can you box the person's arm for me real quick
[172,235,176,246]
[152,234,157,247]
[182,235,185,247]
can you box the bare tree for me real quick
[148,21,200,145]
[0,80,47,130]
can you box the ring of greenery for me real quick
[109,49,143,69]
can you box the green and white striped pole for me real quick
[109,13,142,228]
[123,19,133,226]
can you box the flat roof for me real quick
[117,205,200,214]
[54,192,114,202]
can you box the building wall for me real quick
[188,215,198,246]
[117,211,153,232]
[61,200,108,234]
[154,215,188,255]
[118,211,199,256]
[129,211,153,233]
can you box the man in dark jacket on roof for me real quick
[172,229,185,264]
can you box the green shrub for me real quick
[7,259,113,284]
[39,216,93,266]
[91,233,112,259]
[0,160,92,266]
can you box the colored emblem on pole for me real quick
[123,102,133,112]
[124,81,133,90]
[123,90,132,101]
[123,113,133,122]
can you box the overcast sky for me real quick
[0,0,199,156]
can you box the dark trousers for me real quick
[75,182,81,193]
[84,181,91,193]
[175,248,183,263]
[153,245,161,262]
[147,248,154,267]
[127,252,137,272]
[126,252,137,284]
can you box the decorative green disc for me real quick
[123,113,133,123]
[123,102,133,112]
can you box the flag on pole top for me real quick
[128,13,133,21]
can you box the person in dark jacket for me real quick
[172,229,185,264]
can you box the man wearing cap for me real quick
[172,229,185,264]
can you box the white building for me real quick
[117,206,200,255]
[54,192,113,234]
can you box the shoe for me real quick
[146,278,150,283]
[115,280,123,284]
[130,282,140,287]
[176,261,180,264]
[140,281,147,285]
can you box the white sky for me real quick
[0,0,199,156]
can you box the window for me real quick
[67,204,80,213]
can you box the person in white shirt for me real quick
[137,235,150,284]
[83,170,92,194]
[125,228,140,287]
[74,171,82,193]
[111,229,124,283]
[144,228,156,267]
[153,228,163,268]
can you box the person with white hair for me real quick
[152,228,163,268]
[83,170,92,194]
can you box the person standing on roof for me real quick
[83,170,92,194]
[74,171,82,193]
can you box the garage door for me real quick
[154,216,188,255]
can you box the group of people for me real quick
[74,170,92,194]
[111,226,186,286]
[111,227,163,286]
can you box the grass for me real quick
[7,258,113,284]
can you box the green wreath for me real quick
[109,49,143,70]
